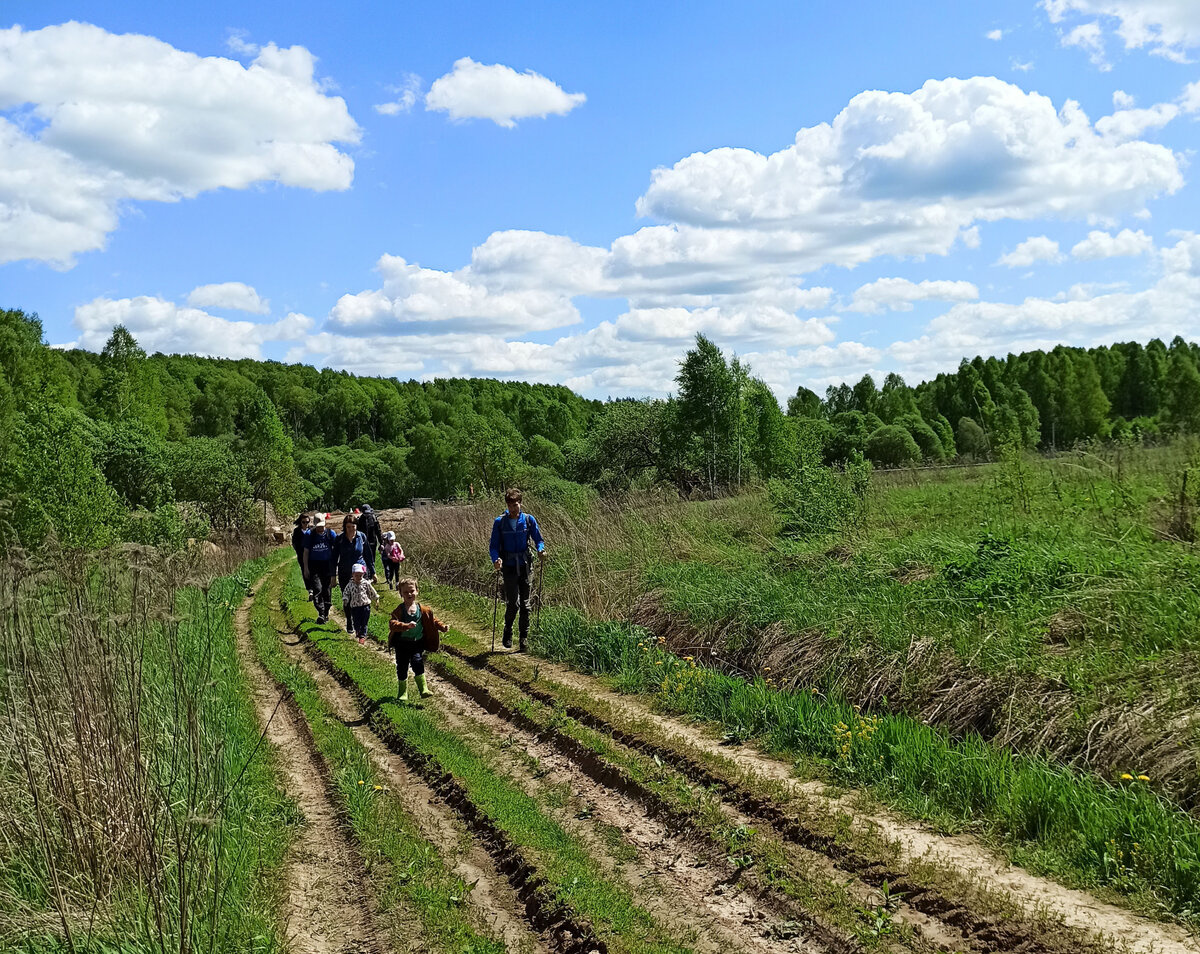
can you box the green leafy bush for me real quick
[865,425,922,467]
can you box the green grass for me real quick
[279,567,694,954]
[249,565,507,954]
[418,580,1200,927]
[401,444,1200,818]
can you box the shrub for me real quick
[957,417,988,458]
[168,437,255,531]
[0,405,125,550]
[768,466,857,536]
[519,466,598,519]
[865,425,921,467]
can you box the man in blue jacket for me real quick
[489,487,545,651]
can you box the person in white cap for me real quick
[302,513,338,623]
[342,563,380,644]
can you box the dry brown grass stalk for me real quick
[0,531,271,950]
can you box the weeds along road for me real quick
[238,559,1200,954]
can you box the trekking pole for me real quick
[491,568,500,653]
[534,555,545,644]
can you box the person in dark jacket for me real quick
[358,504,382,581]
[302,514,337,623]
[291,513,312,599]
[333,514,367,628]
[488,487,545,652]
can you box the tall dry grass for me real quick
[399,490,744,620]
[0,529,283,952]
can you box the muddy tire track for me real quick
[434,617,1200,954]
[295,617,610,954]
[428,646,988,954]
[429,668,839,954]
[271,582,542,953]
[233,583,384,954]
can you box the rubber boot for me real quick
[397,678,409,703]
[415,674,433,698]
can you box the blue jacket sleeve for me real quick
[528,515,544,552]
[489,518,502,563]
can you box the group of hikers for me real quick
[289,488,546,702]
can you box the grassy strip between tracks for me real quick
[278,569,693,954]
[414,580,1200,927]
[251,567,507,954]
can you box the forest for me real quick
[2,304,1199,551]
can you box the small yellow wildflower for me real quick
[358,780,365,785]
[1137,774,1150,782]
[1120,773,1133,780]
[684,655,693,661]
[374,785,383,791]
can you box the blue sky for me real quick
[3,0,1200,399]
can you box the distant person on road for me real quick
[380,530,404,589]
[358,504,382,581]
[342,563,380,645]
[489,488,545,652]
[388,578,447,702]
[302,514,337,624]
[334,514,367,628]
[291,513,312,599]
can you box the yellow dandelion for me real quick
[373,785,383,791]
[1137,774,1150,781]
[1120,773,1133,780]
[684,655,693,661]
[358,780,365,785]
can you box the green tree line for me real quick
[2,305,1197,548]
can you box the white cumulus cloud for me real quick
[425,57,585,127]
[987,28,1005,41]
[890,234,1200,380]
[0,21,360,267]
[997,236,1064,267]
[636,77,1180,279]
[326,253,582,335]
[1043,0,1200,62]
[1062,21,1110,68]
[847,278,979,314]
[186,281,270,313]
[73,296,312,358]
[1095,102,1177,140]
[1070,228,1154,259]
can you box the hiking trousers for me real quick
[502,561,532,641]
[310,566,334,619]
[349,604,371,639]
